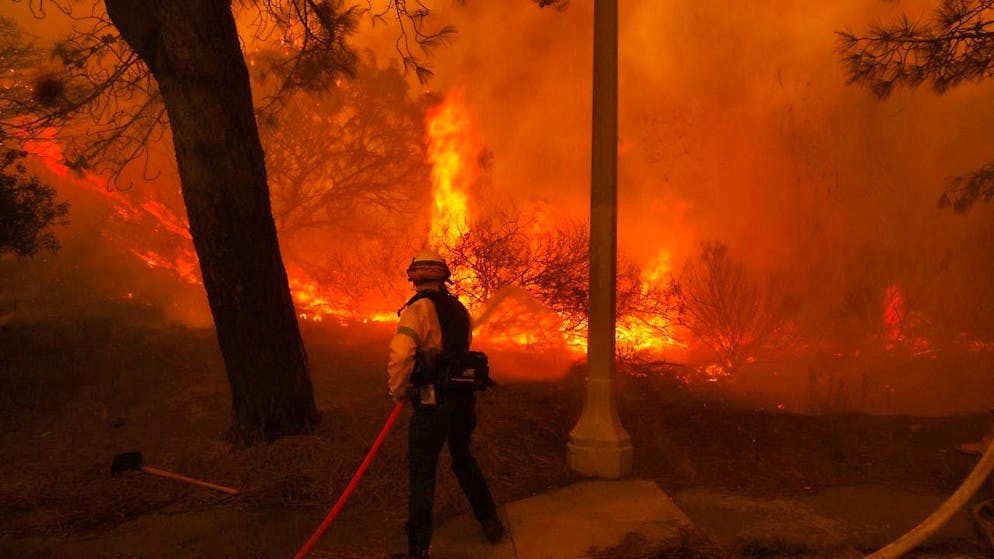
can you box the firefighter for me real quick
[388,250,504,559]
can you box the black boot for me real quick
[482,517,505,544]
[392,547,430,559]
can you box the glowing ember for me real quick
[701,363,729,379]
[21,131,204,285]
[128,247,200,285]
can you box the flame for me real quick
[18,109,990,393]
[883,284,906,345]
[128,247,200,285]
[287,269,364,323]
[31,91,981,382]
[616,250,683,355]
[881,284,936,353]
[421,96,686,359]
[14,103,709,379]
[426,91,478,249]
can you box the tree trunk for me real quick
[106,0,318,444]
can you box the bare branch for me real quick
[260,56,429,240]
[247,0,361,115]
[0,8,163,188]
[364,0,456,84]
[443,204,678,348]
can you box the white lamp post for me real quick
[567,0,633,478]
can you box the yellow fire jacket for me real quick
[387,291,472,398]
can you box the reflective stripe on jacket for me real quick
[389,291,475,397]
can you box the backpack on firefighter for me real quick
[402,288,492,394]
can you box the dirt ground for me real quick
[1,317,993,558]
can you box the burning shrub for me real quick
[293,238,414,320]
[443,204,680,353]
[615,257,682,360]
[803,248,949,353]
[444,206,586,309]
[435,205,580,349]
[673,241,788,368]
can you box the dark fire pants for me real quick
[406,391,498,553]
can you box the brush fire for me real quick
[4,1,994,558]
[12,90,985,374]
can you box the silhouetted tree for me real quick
[0,1,544,444]
[99,0,330,444]
[0,149,69,257]
[840,0,994,212]
[0,1,392,444]
[0,22,69,257]
[673,242,787,368]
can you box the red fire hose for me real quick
[293,402,405,559]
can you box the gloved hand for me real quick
[390,389,408,404]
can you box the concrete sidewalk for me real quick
[673,484,987,558]
[430,479,694,559]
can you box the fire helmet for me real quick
[406,250,451,283]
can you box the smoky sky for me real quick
[357,1,994,267]
[9,0,993,272]
[354,1,994,330]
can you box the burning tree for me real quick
[839,0,994,212]
[263,62,428,238]
[256,55,433,317]
[259,55,431,271]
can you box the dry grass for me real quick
[0,318,580,547]
[587,529,732,559]
[1,318,993,556]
